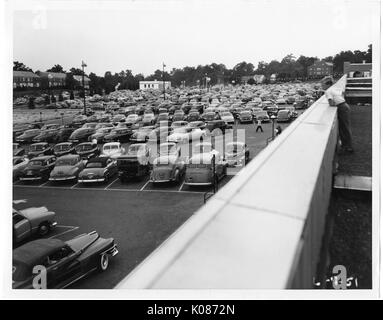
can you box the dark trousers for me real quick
[337,102,352,148]
[256,125,263,132]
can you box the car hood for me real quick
[19,206,53,220]
[79,167,104,176]
[51,165,77,175]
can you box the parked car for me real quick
[253,110,270,122]
[103,127,132,143]
[53,142,76,157]
[55,127,76,143]
[102,142,125,159]
[15,129,41,144]
[170,121,189,129]
[32,129,59,143]
[166,127,205,143]
[78,156,118,184]
[88,127,113,144]
[75,142,100,160]
[205,120,228,136]
[156,113,170,125]
[238,110,253,124]
[49,154,85,182]
[172,111,186,122]
[12,231,118,289]
[186,111,201,122]
[13,143,25,157]
[40,123,61,131]
[125,114,141,125]
[27,143,53,159]
[112,114,126,124]
[151,147,186,184]
[188,121,206,130]
[277,109,292,122]
[117,144,151,182]
[142,113,156,126]
[201,112,219,122]
[19,155,56,182]
[225,142,250,167]
[73,115,88,126]
[184,152,227,186]
[220,111,235,125]
[13,207,57,244]
[68,128,95,143]
[130,126,154,143]
[13,156,29,180]
[81,122,99,129]
[284,106,298,119]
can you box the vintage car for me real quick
[284,106,298,119]
[19,155,56,182]
[73,114,88,126]
[27,142,53,159]
[201,111,219,122]
[13,207,57,244]
[75,142,100,160]
[53,142,75,157]
[32,129,59,143]
[220,111,235,125]
[277,109,292,122]
[142,113,156,126]
[86,114,102,123]
[166,127,205,143]
[104,127,132,143]
[172,111,186,122]
[184,152,227,186]
[68,127,96,144]
[12,231,118,289]
[78,156,117,183]
[253,110,270,122]
[205,120,228,136]
[147,126,173,143]
[238,110,253,124]
[186,111,201,122]
[13,143,25,157]
[156,113,170,125]
[40,123,61,131]
[151,152,186,184]
[112,114,126,124]
[15,129,41,144]
[13,156,29,181]
[102,142,125,159]
[188,121,206,130]
[117,144,151,182]
[225,142,250,167]
[55,126,76,143]
[94,122,114,130]
[88,127,114,143]
[130,126,155,143]
[81,122,99,130]
[49,154,85,182]
[125,114,141,125]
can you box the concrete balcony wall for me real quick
[116,76,347,289]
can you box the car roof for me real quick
[30,142,48,146]
[13,239,65,267]
[57,154,80,160]
[87,156,110,165]
[30,155,55,161]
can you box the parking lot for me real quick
[13,117,300,288]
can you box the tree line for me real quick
[14,44,371,91]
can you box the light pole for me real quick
[270,115,276,140]
[162,62,166,100]
[81,60,87,115]
[47,73,53,102]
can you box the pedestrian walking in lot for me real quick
[275,125,282,136]
[321,76,353,153]
[255,119,263,132]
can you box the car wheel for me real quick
[38,222,50,236]
[174,169,180,183]
[99,253,109,271]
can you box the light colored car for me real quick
[277,109,292,122]
[13,206,57,243]
[151,154,186,183]
[13,156,29,181]
[253,110,270,122]
[166,127,205,143]
[126,114,141,124]
[220,111,235,125]
[102,142,126,159]
[49,154,85,181]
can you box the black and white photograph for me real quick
[1,0,381,300]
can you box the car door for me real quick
[13,213,31,242]
[45,246,82,288]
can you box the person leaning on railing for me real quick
[321,76,354,153]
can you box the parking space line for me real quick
[49,226,79,239]
[178,181,185,192]
[140,179,151,191]
[105,178,119,190]
[39,181,50,187]
[70,182,80,189]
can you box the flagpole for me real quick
[82,60,86,115]
[162,63,165,100]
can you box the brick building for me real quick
[308,60,333,78]
[13,71,41,89]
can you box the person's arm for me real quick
[325,89,336,107]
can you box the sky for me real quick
[12,0,379,76]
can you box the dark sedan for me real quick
[104,127,132,143]
[13,143,25,157]
[32,129,59,143]
[19,155,56,182]
[27,143,53,159]
[55,127,76,143]
[12,232,118,289]
[75,142,100,160]
[15,129,41,144]
[68,128,96,144]
[186,112,201,122]
[78,156,118,183]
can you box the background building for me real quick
[37,71,67,88]
[307,60,333,78]
[13,71,41,89]
[344,61,372,77]
[73,75,91,89]
[139,80,171,90]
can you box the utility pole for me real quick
[82,60,87,115]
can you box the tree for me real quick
[247,78,256,85]
[13,61,33,72]
[46,64,64,73]
[69,67,83,75]
[28,97,35,109]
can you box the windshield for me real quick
[128,145,144,154]
[30,145,45,151]
[54,144,71,151]
[56,158,78,166]
[221,112,231,116]
[29,160,43,166]
[76,144,93,151]
[173,127,190,133]
[104,145,119,151]
[86,161,104,168]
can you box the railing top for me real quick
[116,75,347,289]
